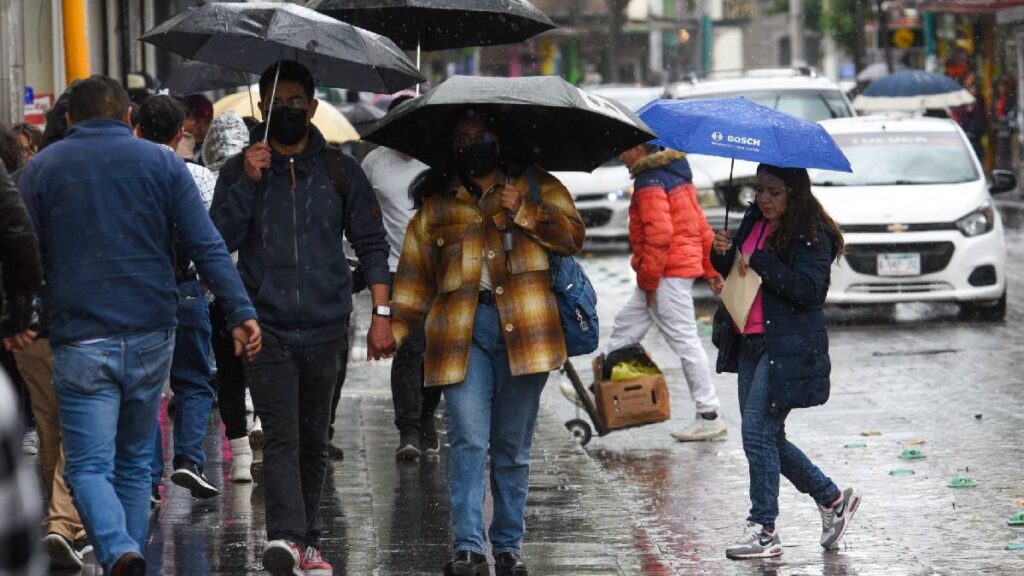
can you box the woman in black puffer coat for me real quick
[710,164,861,560]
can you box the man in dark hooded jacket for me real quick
[210,60,393,576]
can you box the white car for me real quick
[552,85,665,244]
[667,68,856,230]
[811,116,1016,319]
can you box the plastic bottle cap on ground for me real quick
[1008,511,1024,526]
[889,468,915,476]
[948,475,976,488]
[844,441,868,448]
[899,448,926,459]
[861,430,882,436]
[1005,542,1024,550]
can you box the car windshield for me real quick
[679,90,852,122]
[809,132,979,186]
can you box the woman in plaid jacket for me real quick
[391,110,584,576]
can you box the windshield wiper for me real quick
[813,181,847,186]
[870,180,931,185]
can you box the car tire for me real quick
[958,290,1007,321]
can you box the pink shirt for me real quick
[740,220,770,335]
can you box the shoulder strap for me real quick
[526,166,540,204]
[323,146,350,227]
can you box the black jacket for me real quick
[0,164,43,335]
[711,205,837,412]
[210,126,389,346]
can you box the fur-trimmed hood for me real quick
[629,149,688,177]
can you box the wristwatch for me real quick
[372,305,392,318]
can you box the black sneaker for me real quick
[494,551,528,576]
[396,434,421,460]
[170,457,220,499]
[327,443,345,460]
[421,416,440,455]
[74,537,93,557]
[443,550,488,576]
[150,485,161,511]
[41,532,84,570]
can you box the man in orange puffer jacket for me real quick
[613,144,727,441]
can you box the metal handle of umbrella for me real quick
[724,157,735,232]
[262,60,283,144]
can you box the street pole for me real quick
[853,0,866,75]
[789,0,805,67]
[0,0,25,126]
[877,0,893,72]
[62,0,89,84]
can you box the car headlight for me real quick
[737,185,757,206]
[606,186,633,201]
[697,187,721,208]
[956,201,995,237]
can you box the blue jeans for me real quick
[443,304,548,555]
[151,281,214,485]
[53,330,175,571]
[738,335,838,530]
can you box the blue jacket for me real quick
[18,119,256,346]
[210,126,388,346]
[710,205,837,412]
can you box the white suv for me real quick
[666,68,856,230]
[812,116,1016,320]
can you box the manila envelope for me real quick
[721,253,762,329]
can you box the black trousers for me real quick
[328,324,349,442]
[390,321,442,438]
[210,299,248,440]
[247,331,343,548]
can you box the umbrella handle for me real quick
[724,157,735,231]
[263,60,282,144]
[415,36,421,97]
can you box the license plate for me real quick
[877,253,921,277]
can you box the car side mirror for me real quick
[989,169,1017,195]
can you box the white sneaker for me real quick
[725,522,782,560]
[249,416,264,450]
[229,437,253,483]
[559,379,595,408]
[22,429,38,455]
[819,487,861,550]
[262,540,303,576]
[42,533,84,570]
[671,413,728,442]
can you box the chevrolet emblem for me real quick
[887,223,910,233]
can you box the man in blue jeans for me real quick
[18,76,261,576]
[135,95,221,503]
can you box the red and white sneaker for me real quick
[819,486,862,550]
[261,540,303,576]
[301,546,333,576]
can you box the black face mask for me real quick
[453,139,500,177]
[267,106,309,145]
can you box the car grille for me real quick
[841,222,957,233]
[579,208,613,228]
[575,193,611,203]
[843,242,955,275]
[847,281,954,294]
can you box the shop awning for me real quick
[919,0,1024,14]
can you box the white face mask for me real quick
[176,131,196,159]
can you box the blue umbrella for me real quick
[854,69,974,112]
[637,97,851,227]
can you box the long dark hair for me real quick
[757,164,844,262]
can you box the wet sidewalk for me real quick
[71,358,662,575]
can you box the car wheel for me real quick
[958,290,1007,321]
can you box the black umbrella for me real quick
[140,2,425,95]
[363,75,656,172]
[160,60,257,95]
[307,0,557,51]
[340,102,386,135]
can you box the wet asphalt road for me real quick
[66,201,1024,575]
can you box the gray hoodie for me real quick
[202,112,250,176]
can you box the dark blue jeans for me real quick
[738,335,838,530]
[54,330,174,571]
[443,304,548,555]
[151,281,214,486]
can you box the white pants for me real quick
[606,277,721,414]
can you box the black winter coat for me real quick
[0,164,43,335]
[710,205,838,412]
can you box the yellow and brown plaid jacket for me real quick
[391,167,585,387]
